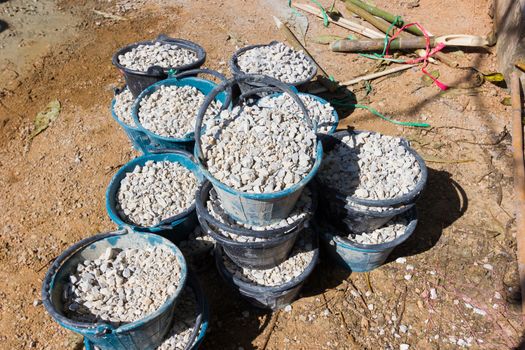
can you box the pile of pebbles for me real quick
[221,230,315,286]
[346,216,408,245]
[258,94,336,134]
[201,104,317,193]
[63,246,181,326]
[118,42,197,72]
[205,187,312,243]
[138,85,222,138]
[113,89,136,127]
[236,42,315,84]
[117,160,198,227]
[318,132,421,200]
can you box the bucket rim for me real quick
[111,36,206,77]
[41,230,188,335]
[105,150,203,231]
[131,76,228,143]
[110,86,142,132]
[319,207,418,251]
[229,41,317,86]
[214,229,319,293]
[318,130,428,207]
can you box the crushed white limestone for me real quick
[346,215,408,245]
[113,88,136,127]
[118,42,198,72]
[117,160,198,227]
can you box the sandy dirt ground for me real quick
[0,0,522,349]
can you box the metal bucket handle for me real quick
[194,74,316,162]
[41,228,128,334]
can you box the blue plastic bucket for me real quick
[41,229,188,350]
[132,69,231,152]
[319,208,418,272]
[194,74,323,226]
[111,86,151,153]
[83,272,209,350]
[105,150,204,243]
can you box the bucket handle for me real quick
[142,147,196,161]
[194,74,315,162]
[41,228,128,332]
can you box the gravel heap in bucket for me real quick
[221,231,315,286]
[63,246,182,326]
[118,42,198,72]
[236,42,315,84]
[206,187,312,243]
[258,94,336,134]
[179,227,215,255]
[117,160,198,227]
[138,85,222,138]
[201,105,317,193]
[347,215,408,245]
[318,132,422,200]
[114,89,136,127]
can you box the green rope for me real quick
[360,15,402,61]
[288,0,329,26]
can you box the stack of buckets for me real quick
[316,130,428,272]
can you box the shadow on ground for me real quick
[0,20,8,34]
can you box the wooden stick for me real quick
[308,64,415,94]
[273,16,339,92]
[292,2,384,39]
[344,1,412,38]
[510,71,525,322]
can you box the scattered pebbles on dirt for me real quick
[222,231,315,286]
[113,88,136,126]
[347,216,408,245]
[63,246,181,326]
[117,160,198,227]
[201,104,317,193]
[319,132,421,200]
[258,93,337,134]
[138,85,222,138]
[118,42,197,72]
[236,42,315,84]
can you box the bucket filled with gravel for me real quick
[196,181,316,269]
[110,86,151,153]
[83,273,209,350]
[194,74,323,226]
[112,35,206,97]
[230,41,316,95]
[319,207,418,272]
[106,150,203,242]
[215,228,318,310]
[132,69,230,151]
[317,130,427,233]
[41,229,188,350]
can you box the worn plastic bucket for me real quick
[105,150,204,243]
[319,207,418,272]
[194,74,323,226]
[214,229,319,310]
[229,41,317,96]
[260,92,339,135]
[110,86,151,153]
[132,69,231,152]
[196,181,316,269]
[42,229,188,350]
[112,35,206,98]
[83,272,209,350]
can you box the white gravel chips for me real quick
[236,42,315,84]
[347,216,408,245]
[118,42,198,72]
[113,89,136,127]
[319,132,422,200]
[63,246,182,326]
[201,104,317,193]
[117,160,198,227]
[138,85,222,138]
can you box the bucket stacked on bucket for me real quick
[315,130,427,272]
[193,75,324,309]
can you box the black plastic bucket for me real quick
[112,34,206,98]
[229,41,317,97]
[214,229,319,310]
[196,182,317,269]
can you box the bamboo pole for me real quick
[344,1,412,38]
[510,71,525,322]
